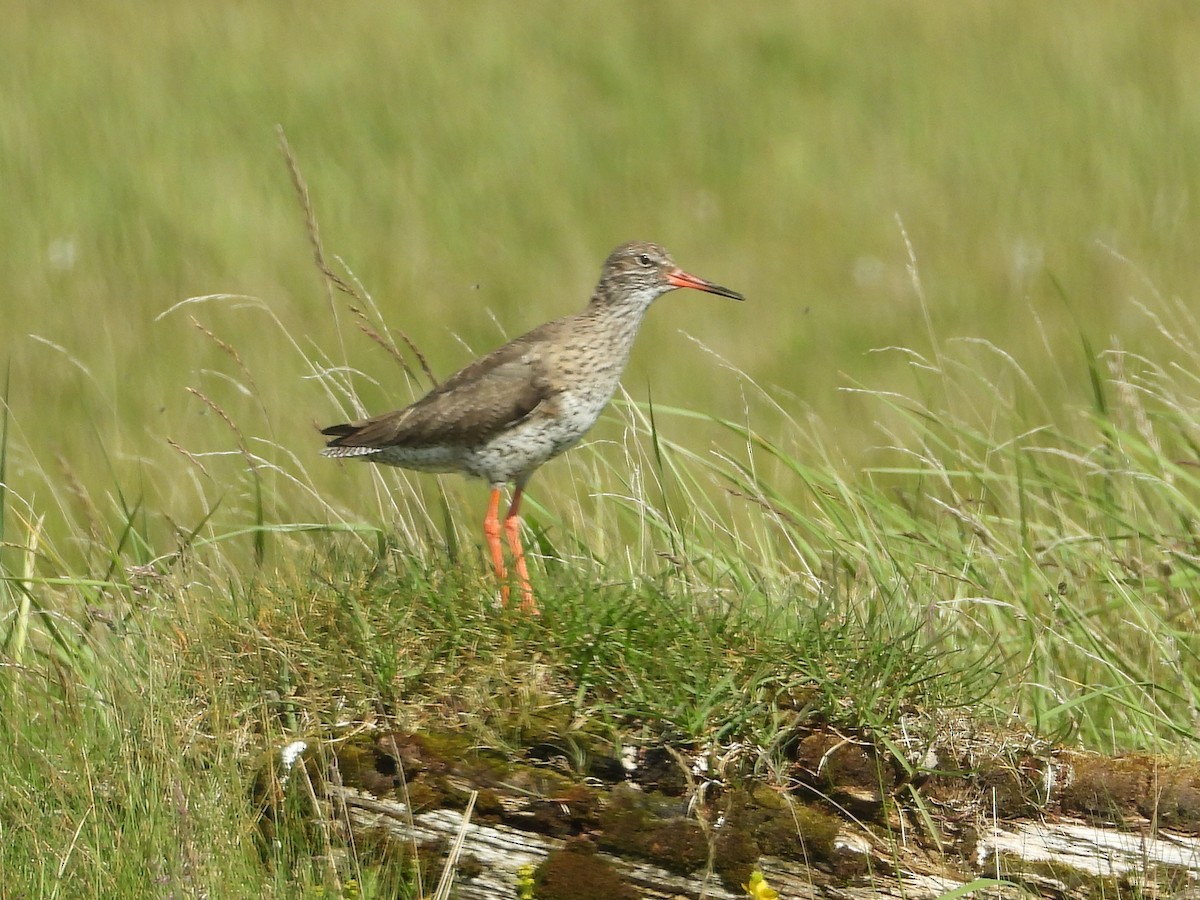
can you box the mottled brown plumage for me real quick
[322,241,743,612]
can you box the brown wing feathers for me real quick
[322,326,560,451]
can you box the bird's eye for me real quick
[637,253,653,267]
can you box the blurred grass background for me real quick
[4,2,1199,551]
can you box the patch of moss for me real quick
[712,788,841,891]
[712,813,759,891]
[644,819,710,874]
[752,785,837,858]
[524,783,600,837]
[1060,752,1200,833]
[533,843,638,900]
[1059,753,1147,824]
[472,787,505,821]
[430,774,479,810]
[514,704,575,748]
[455,853,484,881]
[401,779,440,811]
[974,757,1043,818]
[750,784,787,811]
[334,728,612,839]
[1156,773,1200,832]
[334,740,400,796]
[371,730,511,788]
[598,783,708,875]
[503,767,582,805]
[512,709,628,784]
[791,731,892,819]
[996,853,1124,900]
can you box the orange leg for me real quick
[483,486,510,605]
[503,486,538,615]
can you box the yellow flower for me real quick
[516,863,536,900]
[742,870,779,900]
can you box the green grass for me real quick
[4,4,1200,897]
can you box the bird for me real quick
[321,241,744,614]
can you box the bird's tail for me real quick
[320,422,380,458]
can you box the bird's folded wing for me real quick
[326,349,554,450]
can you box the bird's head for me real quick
[593,241,744,311]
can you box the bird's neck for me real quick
[580,290,656,354]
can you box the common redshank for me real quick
[321,241,743,613]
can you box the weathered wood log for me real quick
[340,788,957,900]
[266,727,1200,899]
[338,787,1200,899]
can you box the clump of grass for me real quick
[662,273,1200,752]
